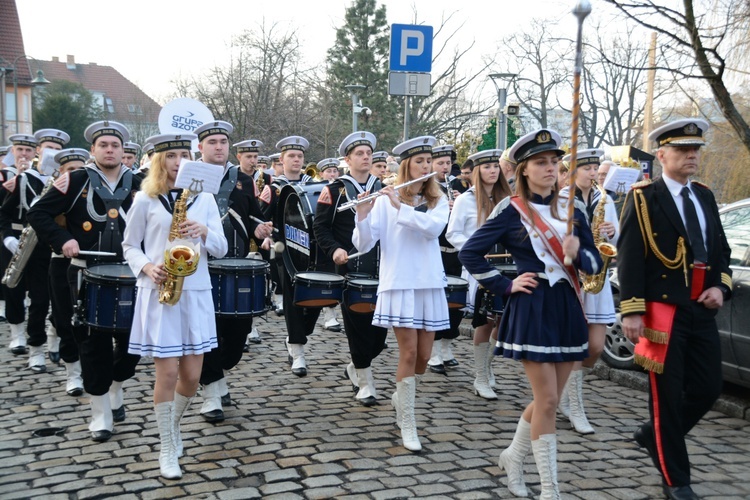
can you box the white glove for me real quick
[4,237,19,254]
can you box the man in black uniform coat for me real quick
[0,128,69,373]
[618,118,732,500]
[314,131,387,405]
[193,121,273,423]
[27,120,141,442]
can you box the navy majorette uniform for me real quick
[617,118,732,494]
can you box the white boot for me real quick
[441,338,458,367]
[391,389,401,429]
[65,361,84,396]
[173,392,193,458]
[355,367,377,406]
[567,369,594,434]
[247,326,261,344]
[498,415,531,497]
[286,338,307,376]
[155,401,182,479]
[323,307,341,331]
[9,323,27,355]
[109,381,125,422]
[46,325,60,364]
[200,381,224,422]
[28,345,46,373]
[274,294,284,315]
[397,377,421,452]
[473,343,498,400]
[487,340,496,388]
[532,434,560,500]
[344,361,358,391]
[428,342,442,367]
[558,374,571,418]
[89,394,114,441]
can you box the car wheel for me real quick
[601,313,638,370]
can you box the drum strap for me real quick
[339,175,382,277]
[86,168,132,257]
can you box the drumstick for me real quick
[249,215,279,233]
[347,250,367,260]
[77,250,117,257]
[484,253,511,259]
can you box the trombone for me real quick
[337,172,437,212]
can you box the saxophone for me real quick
[2,174,57,288]
[255,169,265,195]
[581,181,618,294]
[158,189,200,305]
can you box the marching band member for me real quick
[1,128,69,372]
[193,121,272,423]
[314,133,387,406]
[269,152,283,178]
[258,155,273,177]
[446,149,512,400]
[558,149,618,435]
[428,144,462,374]
[369,151,389,181]
[123,133,227,479]
[47,148,89,397]
[27,120,142,442]
[352,135,449,452]
[459,129,601,498]
[122,142,140,171]
[618,119,731,500]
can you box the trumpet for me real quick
[337,172,437,212]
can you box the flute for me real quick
[337,172,438,211]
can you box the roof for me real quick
[0,0,32,84]
[35,57,162,124]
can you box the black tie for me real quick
[681,186,707,263]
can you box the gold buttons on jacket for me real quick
[540,252,546,257]
[661,275,667,279]
[548,267,554,272]
[662,294,668,299]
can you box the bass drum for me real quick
[278,182,328,277]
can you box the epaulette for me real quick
[691,180,709,190]
[631,179,652,190]
[487,196,511,221]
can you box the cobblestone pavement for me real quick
[1,312,749,500]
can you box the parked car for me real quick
[600,197,750,389]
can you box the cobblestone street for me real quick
[1,313,749,499]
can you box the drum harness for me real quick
[215,166,248,258]
[338,175,381,277]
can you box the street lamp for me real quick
[489,73,517,150]
[345,84,367,133]
[0,55,50,143]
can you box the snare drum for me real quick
[345,275,378,313]
[445,275,469,309]
[82,264,136,332]
[209,258,270,317]
[293,271,345,307]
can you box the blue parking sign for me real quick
[390,24,433,73]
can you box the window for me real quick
[5,93,16,121]
[105,97,114,114]
[720,204,750,267]
[127,104,143,115]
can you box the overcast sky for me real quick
[17,0,577,104]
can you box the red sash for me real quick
[634,301,677,374]
[510,197,583,301]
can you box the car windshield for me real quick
[720,203,750,266]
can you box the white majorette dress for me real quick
[123,190,228,357]
[559,185,618,324]
[446,187,479,312]
[353,193,450,331]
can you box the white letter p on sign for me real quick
[400,30,424,66]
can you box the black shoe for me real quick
[357,396,378,407]
[112,405,126,423]
[344,367,358,393]
[201,409,225,423]
[443,358,459,368]
[324,324,341,332]
[10,346,28,355]
[67,387,83,397]
[0,315,6,323]
[634,427,661,474]
[221,392,232,407]
[662,484,699,500]
[30,364,47,374]
[292,366,307,377]
[248,337,262,345]
[91,430,112,442]
[48,351,61,364]
[428,363,447,375]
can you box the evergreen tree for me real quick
[32,81,101,149]
[478,117,521,152]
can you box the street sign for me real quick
[389,24,433,73]
[388,72,431,97]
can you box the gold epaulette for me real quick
[631,179,652,190]
[619,297,646,315]
[722,272,732,289]
[691,180,709,189]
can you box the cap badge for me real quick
[684,123,698,135]
[536,131,551,143]
[360,132,366,138]
[103,120,110,126]
[175,135,181,140]
[251,141,256,146]
[422,138,429,144]
[295,138,300,144]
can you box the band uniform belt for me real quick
[71,258,87,269]
[11,223,23,231]
[440,246,458,253]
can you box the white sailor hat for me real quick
[233,139,264,153]
[145,133,197,153]
[269,153,281,162]
[257,155,270,165]
[84,120,130,144]
[432,144,455,158]
[34,128,70,147]
[649,118,708,148]
[372,151,388,164]
[508,129,564,163]
[123,142,140,154]
[0,146,8,156]
[276,135,309,153]
[339,131,376,157]
[468,149,502,165]
[500,148,516,165]
[392,136,436,160]
[318,157,341,172]
[194,120,234,142]
[562,148,604,167]
[143,142,155,155]
[54,148,90,165]
[8,134,37,147]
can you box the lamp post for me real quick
[345,84,366,133]
[0,55,50,143]
[489,73,517,150]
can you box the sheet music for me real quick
[603,166,640,197]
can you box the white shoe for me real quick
[286,338,307,376]
[274,294,284,315]
[397,377,421,452]
[65,361,84,396]
[28,345,46,373]
[567,370,595,434]
[89,394,114,440]
[355,367,378,406]
[173,392,193,458]
[473,343,498,400]
[247,327,261,344]
[47,325,60,363]
[532,434,560,500]
[155,401,182,479]
[323,307,341,332]
[9,323,27,355]
[200,381,224,422]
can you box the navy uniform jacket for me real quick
[0,169,48,240]
[459,194,601,296]
[616,177,732,316]
[26,165,140,260]
[217,166,263,258]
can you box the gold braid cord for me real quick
[633,189,688,286]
